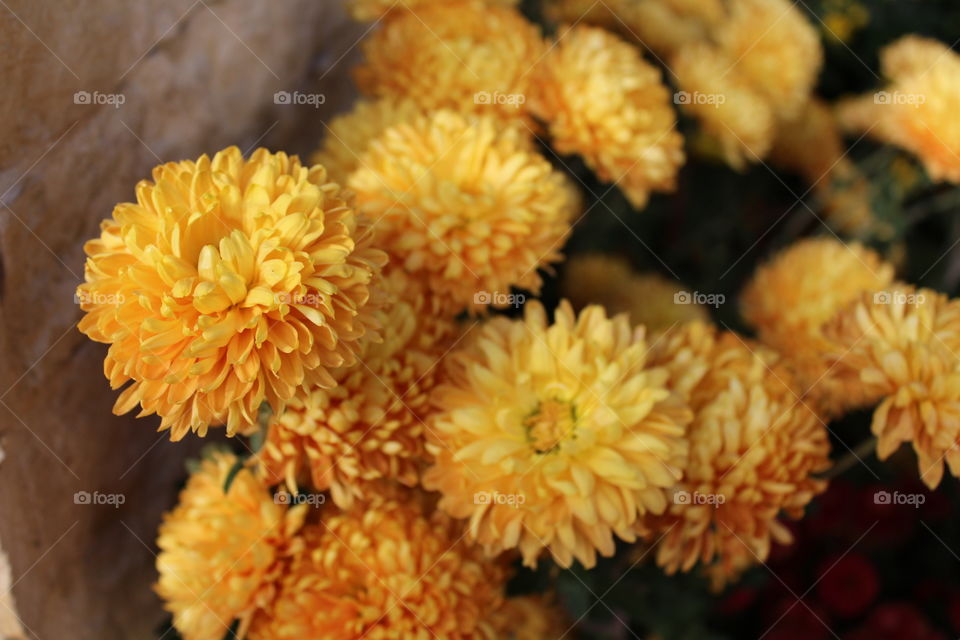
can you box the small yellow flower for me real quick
[423,301,691,568]
[310,97,423,185]
[531,24,684,209]
[257,269,458,507]
[839,35,960,183]
[643,323,830,588]
[741,238,895,416]
[76,147,386,439]
[349,110,579,314]
[247,486,508,640]
[823,286,960,488]
[354,1,545,125]
[156,451,306,640]
[562,254,709,333]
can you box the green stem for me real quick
[820,436,877,480]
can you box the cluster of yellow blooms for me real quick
[71,0,960,637]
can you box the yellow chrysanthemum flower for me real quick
[156,451,307,640]
[838,35,960,183]
[544,0,724,57]
[247,486,507,640]
[672,0,822,168]
[643,323,830,588]
[741,238,895,416]
[348,0,518,22]
[491,594,571,640]
[257,269,457,507]
[823,286,960,488]
[310,98,423,186]
[671,42,775,169]
[349,110,579,314]
[714,0,822,121]
[562,254,709,333]
[76,147,387,440]
[354,1,545,125]
[531,24,684,209]
[423,300,691,569]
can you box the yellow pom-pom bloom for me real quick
[562,254,709,333]
[354,2,545,125]
[531,24,684,209]
[257,270,457,507]
[247,487,507,640]
[714,0,823,121]
[348,0,518,22]
[76,147,387,439]
[156,451,306,640]
[671,0,822,168]
[838,36,960,183]
[644,324,830,588]
[671,42,775,169]
[545,0,724,57]
[310,98,423,186]
[741,238,895,416]
[349,111,579,314]
[423,301,691,568]
[823,286,960,488]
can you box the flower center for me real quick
[524,399,577,454]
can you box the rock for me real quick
[0,0,364,636]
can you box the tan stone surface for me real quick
[0,1,363,637]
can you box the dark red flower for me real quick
[816,553,880,618]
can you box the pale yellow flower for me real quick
[349,110,579,314]
[531,24,684,208]
[643,324,830,588]
[424,301,691,568]
[741,238,895,415]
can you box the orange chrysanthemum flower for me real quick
[310,98,423,186]
[741,238,895,415]
[247,486,507,640]
[257,270,458,507]
[348,0,518,22]
[823,286,960,488]
[562,254,709,333]
[76,147,386,439]
[354,1,545,125]
[349,111,579,314]
[156,451,306,640]
[531,24,684,209]
[490,594,572,640]
[423,301,691,569]
[838,35,960,183]
[643,323,830,588]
